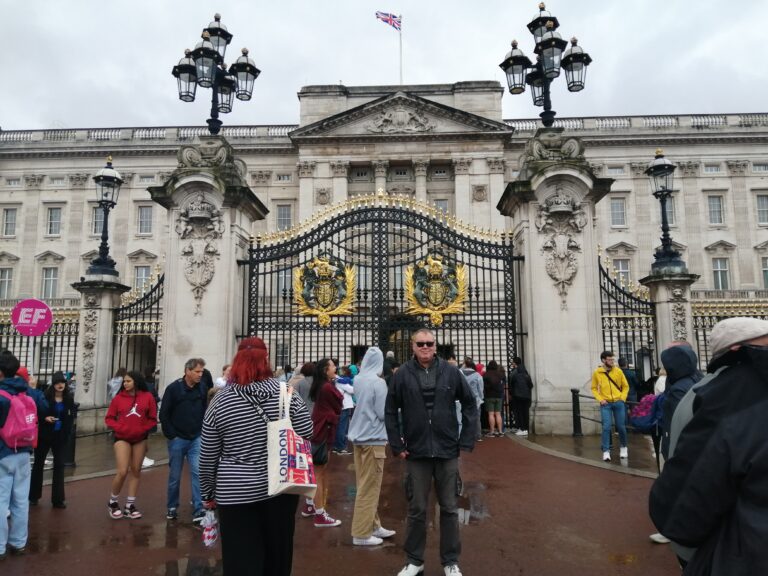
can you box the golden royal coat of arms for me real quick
[404,253,467,325]
[294,254,356,327]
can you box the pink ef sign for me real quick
[11,299,53,337]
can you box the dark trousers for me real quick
[511,398,531,431]
[29,431,66,505]
[218,494,299,576]
[403,458,461,567]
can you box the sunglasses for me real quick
[415,341,435,348]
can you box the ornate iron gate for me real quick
[243,193,524,370]
[112,272,164,377]
[599,252,657,381]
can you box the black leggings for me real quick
[218,494,299,576]
[512,398,531,431]
[30,431,67,504]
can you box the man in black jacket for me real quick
[385,329,477,576]
[159,358,208,524]
[649,317,768,575]
[658,344,702,460]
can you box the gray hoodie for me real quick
[347,347,387,445]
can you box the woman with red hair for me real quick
[199,337,312,576]
[307,358,344,527]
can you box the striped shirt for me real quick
[199,378,313,505]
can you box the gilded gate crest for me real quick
[294,254,356,327]
[404,253,467,325]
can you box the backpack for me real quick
[629,392,664,434]
[0,389,39,451]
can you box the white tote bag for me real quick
[266,382,317,498]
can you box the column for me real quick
[487,157,506,231]
[727,160,752,285]
[453,158,472,220]
[640,274,700,348]
[373,160,389,193]
[330,161,349,203]
[297,160,316,222]
[413,159,428,203]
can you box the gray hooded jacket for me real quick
[347,347,388,445]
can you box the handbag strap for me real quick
[604,370,624,395]
[234,381,292,424]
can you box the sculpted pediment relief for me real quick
[291,92,512,141]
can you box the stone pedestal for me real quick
[640,272,700,347]
[71,275,130,412]
[149,136,267,392]
[497,128,615,434]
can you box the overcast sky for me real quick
[2,0,766,130]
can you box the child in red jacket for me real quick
[104,370,157,519]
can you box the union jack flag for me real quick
[375,11,402,31]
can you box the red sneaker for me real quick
[314,511,341,527]
[300,503,316,517]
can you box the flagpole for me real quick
[399,15,403,85]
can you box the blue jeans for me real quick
[334,408,352,451]
[600,401,627,452]
[166,436,201,514]
[0,452,31,554]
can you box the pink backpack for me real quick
[0,389,38,450]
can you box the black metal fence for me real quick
[0,304,80,385]
[599,254,657,381]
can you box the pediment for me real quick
[290,91,512,141]
[35,250,65,262]
[653,240,687,253]
[127,249,158,261]
[755,240,768,252]
[704,240,736,252]
[80,250,99,260]
[604,242,638,254]
[0,251,20,262]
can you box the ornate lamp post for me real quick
[87,156,123,276]
[645,149,686,272]
[172,14,261,135]
[499,3,592,127]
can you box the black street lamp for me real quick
[172,14,261,136]
[499,3,591,127]
[645,149,686,272]
[87,156,123,277]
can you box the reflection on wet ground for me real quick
[156,557,223,576]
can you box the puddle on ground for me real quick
[156,557,223,575]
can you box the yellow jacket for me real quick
[591,366,629,403]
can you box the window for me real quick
[393,267,403,290]
[138,175,155,183]
[50,176,65,186]
[137,206,153,234]
[763,257,768,289]
[753,163,768,173]
[712,258,730,290]
[6,178,20,186]
[0,268,12,299]
[47,207,62,235]
[134,266,151,292]
[708,195,724,225]
[276,204,292,231]
[41,267,59,299]
[664,195,676,226]
[613,259,631,284]
[432,168,448,177]
[394,168,409,177]
[275,341,290,369]
[354,169,369,179]
[434,199,449,214]
[757,195,768,225]
[277,268,292,295]
[91,206,104,235]
[276,173,292,182]
[2,208,17,236]
[358,266,371,290]
[607,166,625,175]
[610,197,626,227]
[704,164,721,174]
[618,341,634,365]
[39,346,54,373]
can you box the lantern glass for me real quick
[194,53,216,88]
[217,74,237,113]
[93,160,123,206]
[173,62,197,102]
[645,152,677,194]
[229,53,261,101]
[526,70,544,107]
[541,44,563,79]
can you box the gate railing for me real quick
[0,306,80,385]
[598,251,657,381]
[691,294,768,368]
[112,271,164,377]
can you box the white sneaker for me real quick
[602,451,611,462]
[649,532,670,544]
[353,535,383,546]
[444,565,463,576]
[142,457,155,468]
[515,429,528,437]
[619,446,629,459]
[373,526,396,539]
[397,564,424,576]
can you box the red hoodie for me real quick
[105,389,157,443]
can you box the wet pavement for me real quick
[4,432,679,576]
